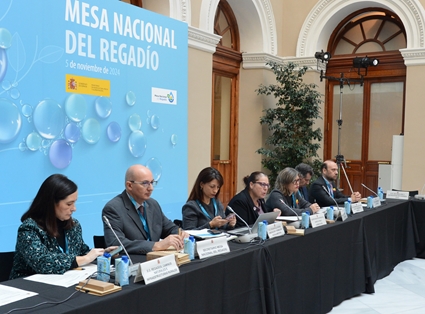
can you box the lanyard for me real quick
[323,177,334,197]
[137,202,151,241]
[58,235,68,254]
[291,194,299,209]
[129,195,151,241]
[196,198,218,220]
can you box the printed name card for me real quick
[196,236,230,259]
[310,213,327,228]
[372,197,382,208]
[340,208,348,221]
[138,254,179,285]
[266,222,285,239]
[351,202,364,214]
[386,190,409,200]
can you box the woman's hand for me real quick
[76,248,104,266]
[310,203,320,213]
[226,215,237,228]
[209,216,228,229]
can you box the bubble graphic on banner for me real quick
[128,130,147,157]
[18,142,27,151]
[150,114,160,130]
[26,132,42,151]
[2,81,11,93]
[95,96,112,119]
[9,87,20,99]
[65,94,87,122]
[21,104,32,118]
[49,139,72,169]
[0,48,7,82]
[170,134,178,146]
[0,98,22,143]
[126,91,136,106]
[64,122,80,144]
[81,118,101,144]
[107,122,121,143]
[33,99,65,139]
[0,28,12,49]
[146,158,162,181]
[128,113,142,131]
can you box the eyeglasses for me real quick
[255,182,270,189]
[130,180,157,188]
[291,179,300,185]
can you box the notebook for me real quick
[227,211,280,236]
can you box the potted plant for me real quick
[256,61,323,186]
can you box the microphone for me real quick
[361,183,378,197]
[227,206,251,234]
[103,215,134,266]
[279,199,300,221]
[321,185,341,219]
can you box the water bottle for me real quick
[115,255,130,286]
[367,196,373,209]
[378,187,384,200]
[326,206,334,220]
[258,220,268,240]
[184,236,196,260]
[97,252,111,282]
[302,212,310,229]
[344,200,351,215]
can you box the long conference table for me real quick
[0,199,421,314]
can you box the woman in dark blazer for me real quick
[227,171,280,228]
[182,167,236,230]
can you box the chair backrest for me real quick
[0,252,15,282]
[93,235,106,248]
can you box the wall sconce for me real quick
[315,50,332,63]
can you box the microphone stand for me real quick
[103,216,134,266]
[226,206,252,234]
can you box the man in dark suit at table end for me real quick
[102,164,187,254]
[309,160,362,207]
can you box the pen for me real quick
[74,267,85,270]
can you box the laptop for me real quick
[227,211,280,236]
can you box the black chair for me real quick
[93,235,106,248]
[173,219,183,228]
[392,189,418,197]
[0,251,15,282]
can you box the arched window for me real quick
[324,8,406,195]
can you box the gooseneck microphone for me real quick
[361,183,378,197]
[279,199,300,221]
[103,215,134,266]
[321,185,341,219]
[227,206,252,234]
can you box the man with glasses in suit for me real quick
[102,164,188,254]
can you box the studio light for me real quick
[353,57,379,68]
[315,50,331,63]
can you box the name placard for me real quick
[266,222,285,239]
[386,190,409,200]
[351,202,364,214]
[340,208,348,221]
[310,213,327,228]
[372,197,382,208]
[196,236,230,259]
[138,254,179,285]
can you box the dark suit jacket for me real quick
[182,199,229,230]
[226,189,267,228]
[299,186,309,201]
[309,176,349,207]
[102,191,178,254]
